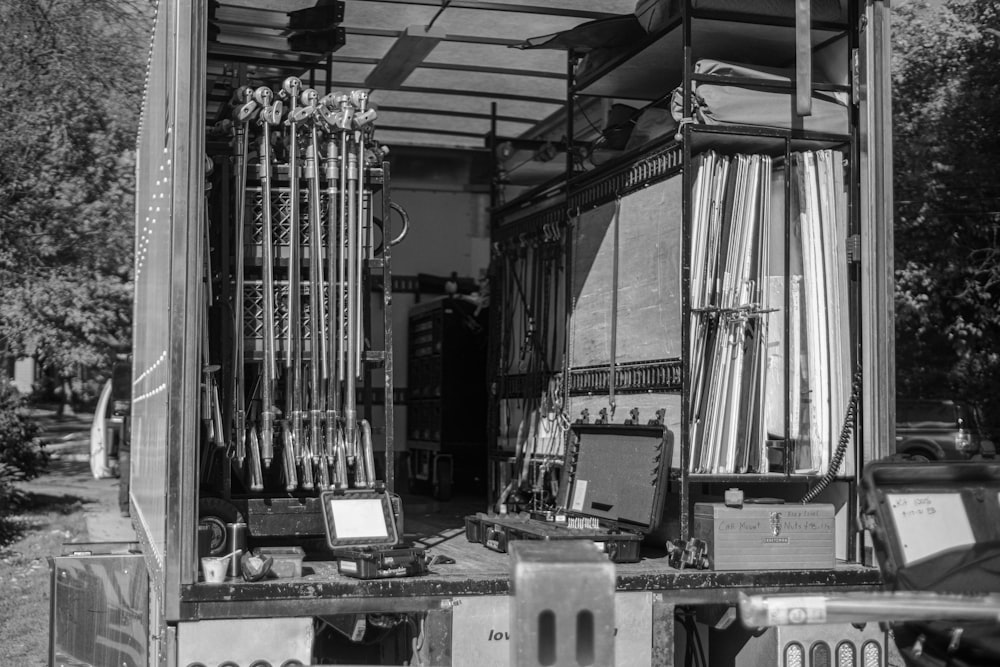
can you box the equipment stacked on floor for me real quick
[687,149,851,476]
[860,461,1000,667]
[229,79,382,493]
[466,422,672,563]
[200,76,406,547]
[320,490,428,579]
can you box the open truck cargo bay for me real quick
[58,0,898,665]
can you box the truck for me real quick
[49,1,896,665]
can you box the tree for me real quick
[0,0,150,408]
[892,0,1000,436]
[0,383,47,509]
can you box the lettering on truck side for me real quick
[487,628,620,641]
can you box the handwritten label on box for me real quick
[885,493,975,565]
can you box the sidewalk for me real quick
[24,409,136,543]
[29,407,94,461]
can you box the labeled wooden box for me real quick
[693,502,835,571]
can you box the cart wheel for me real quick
[433,457,453,501]
[198,497,244,556]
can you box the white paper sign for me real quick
[885,493,976,565]
[328,498,389,539]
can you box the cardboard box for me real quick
[693,502,835,570]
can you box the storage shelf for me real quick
[564,124,850,205]
[574,12,848,100]
[686,473,821,483]
[687,123,851,156]
[569,134,682,210]
[488,4,866,548]
[691,73,851,94]
[573,17,683,101]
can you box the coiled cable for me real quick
[801,369,864,503]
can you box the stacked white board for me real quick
[688,150,850,475]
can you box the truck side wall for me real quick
[859,0,895,465]
[132,0,205,622]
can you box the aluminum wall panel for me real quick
[49,553,148,667]
[132,0,205,621]
[132,0,175,587]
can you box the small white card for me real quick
[570,480,588,512]
[886,492,976,565]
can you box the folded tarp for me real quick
[671,59,849,134]
[510,14,644,52]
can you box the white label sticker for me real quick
[764,596,828,625]
[571,480,588,512]
[885,493,976,565]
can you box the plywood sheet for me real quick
[569,176,683,369]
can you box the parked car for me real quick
[895,398,995,461]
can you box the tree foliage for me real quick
[0,383,46,509]
[892,0,1000,434]
[0,0,150,384]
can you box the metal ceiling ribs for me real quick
[206,0,635,148]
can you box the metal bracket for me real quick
[846,234,862,263]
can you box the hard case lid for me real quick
[860,461,1000,592]
[561,423,673,532]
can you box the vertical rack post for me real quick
[563,49,576,490]
[678,0,694,541]
[487,102,501,492]
[783,136,793,477]
[381,162,395,493]
[565,49,575,180]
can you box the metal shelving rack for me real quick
[490,0,866,554]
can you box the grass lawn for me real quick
[0,492,90,665]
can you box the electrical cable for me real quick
[425,0,452,30]
[508,246,553,377]
[801,369,863,503]
[676,610,707,667]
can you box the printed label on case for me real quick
[765,596,827,625]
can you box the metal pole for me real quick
[255,86,281,470]
[282,76,306,490]
[231,86,254,467]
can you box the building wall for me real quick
[12,357,36,394]
[371,147,491,459]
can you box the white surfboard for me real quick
[90,379,114,479]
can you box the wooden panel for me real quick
[569,175,683,369]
